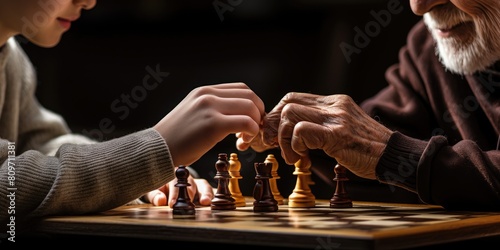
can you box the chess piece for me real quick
[288,156,316,208]
[306,172,315,186]
[330,164,353,208]
[172,165,196,218]
[253,162,278,212]
[264,154,284,205]
[211,153,236,210]
[228,153,246,207]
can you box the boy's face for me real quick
[0,0,96,47]
[413,0,500,74]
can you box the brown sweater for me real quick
[0,38,175,228]
[362,20,500,210]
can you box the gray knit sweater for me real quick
[0,38,175,228]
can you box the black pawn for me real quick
[253,162,278,212]
[330,164,353,208]
[211,153,236,210]
[173,165,196,218]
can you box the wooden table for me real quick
[31,199,500,249]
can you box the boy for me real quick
[0,0,265,229]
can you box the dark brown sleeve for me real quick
[362,21,500,211]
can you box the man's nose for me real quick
[409,0,449,15]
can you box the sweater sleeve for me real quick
[1,128,175,225]
[0,38,176,227]
[362,21,500,210]
[376,131,500,211]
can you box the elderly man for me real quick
[238,0,500,211]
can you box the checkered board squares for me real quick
[119,202,498,233]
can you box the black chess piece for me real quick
[330,164,353,208]
[173,165,196,218]
[253,162,278,212]
[211,153,236,210]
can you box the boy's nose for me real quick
[75,0,97,10]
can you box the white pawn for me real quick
[288,156,315,208]
[228,153,246,207]
[264,154,284,205]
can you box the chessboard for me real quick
[33,199,500,249]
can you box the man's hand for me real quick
[257,92,392,180]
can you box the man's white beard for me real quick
[424,7,500,75]
[432,33,491,75]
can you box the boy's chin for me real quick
[23,36,61,48]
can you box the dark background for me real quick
[20,0,421,200]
